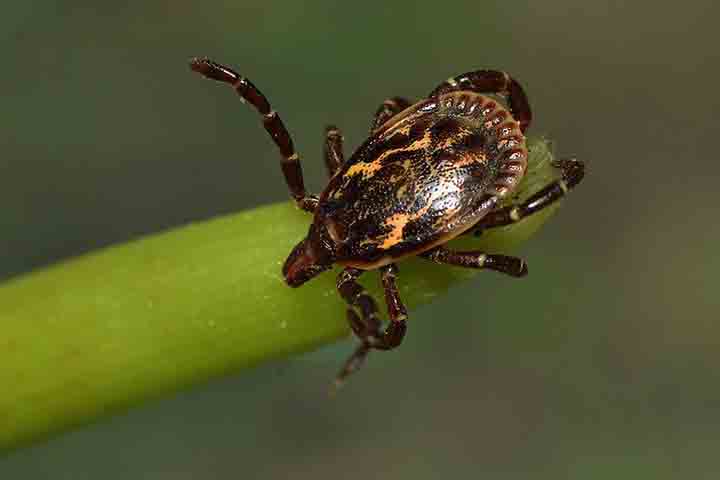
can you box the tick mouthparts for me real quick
[282,238,332,288]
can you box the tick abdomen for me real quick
[320,92,528,268]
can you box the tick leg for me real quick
[429,70,532,133]
[324,125,344,177]
[189,57,317,212]
[371,96,413,132]
[471,157,585,234]
[335,265,408,387]
[329,95,414,176]
[380,264,408,330]
[420,247,528,278]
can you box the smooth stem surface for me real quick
[0,138,561,452]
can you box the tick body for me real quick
[190,58,585,386]
[320,92,527,270]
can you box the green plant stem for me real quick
[0,138,561,451]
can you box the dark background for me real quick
[2,1,718,478]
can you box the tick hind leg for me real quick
[190,58,317,212]
[471,157,585,235]
[371,96,413,132]
[420,247,528,277]
[335,264,407,388]
[430,70,532,133]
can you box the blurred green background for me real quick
[2,0,718,478]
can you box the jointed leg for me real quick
[421,247,528,277]
[327,96,413,177]
[381,264,408,325]
[371,96,413,132]
[335,264,407,386]
[430,70,532,133]
[324,125,344,177]
[472,158,585,234]
[190,58,317,212]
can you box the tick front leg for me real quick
[324,125,344,177]
[371,96,413,132]
[189,58,317,212]
[335,265,408,387]
[430,70,532,133]
[420,247,528,278]
[472,157,585,234]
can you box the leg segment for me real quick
[327,96,414,177]
[335,265,408,386]
[430,70,532,133]
[381,263,408,325]
[190,57,317,212]
[371,96,413,132]
[324,125,344,176]
[421,247,528,277]
[472,158,585,234]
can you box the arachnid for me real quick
[189,58,585,386]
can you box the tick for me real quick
[189,58,585,386]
